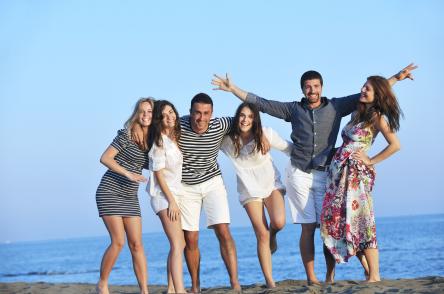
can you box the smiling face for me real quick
[190,102,213,133]
[238,106,254,134]
[360,81,375,104]
[138,101,153,127]
[161,104,177,132]
[302,79,323,108]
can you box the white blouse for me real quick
[147,134,183,198]
[220,127,292,201]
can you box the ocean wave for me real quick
[0,268,102,278]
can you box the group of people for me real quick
[95,63,417,293]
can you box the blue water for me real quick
[1,214,443,288]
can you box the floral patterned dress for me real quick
[320,121,377,263]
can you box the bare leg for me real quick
[213,224,241,291]
[356,251,370,280]
[184,230,200,293]
[300,223,320,285]
[363,248,380,282]
[263,190,286,254]
[159,210,187,293]
[244,201,275,288]
[124,217,149,294]
[97,216,126,294]
[166,253,175,293]
[323,244,336,284]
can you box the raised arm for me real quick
[212,73,248,101]
[100,146,147,182]
[353,116,401,166]
[387,63,418,86]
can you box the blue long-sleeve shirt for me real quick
[246,92,360,172]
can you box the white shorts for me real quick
[180,175,230,231]
[150,192,181,215]
[286,162,327,224]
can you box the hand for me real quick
[131,123,144,146]
[167,200,181,222]
[212,73,233,92]
[395,63,418,81]
[126,172,147,183]
[353,149,373,167]
[260,133,271,155]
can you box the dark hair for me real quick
[300,70,323,90]
[190,92,213,110]
[149,100,181,149]
[352,75,403,132]
[229,102,263,157]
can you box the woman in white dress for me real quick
[147,100,187,294]
[220,102,292,288]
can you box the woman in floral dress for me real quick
[320,75,404,283]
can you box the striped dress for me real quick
[96,129,149,217]
[179,116,232,185]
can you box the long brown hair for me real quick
[352,76,403,132]
[229,102,263,157]
[125,97,155,151]
[149,100,181,149]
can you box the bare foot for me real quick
[266,281,276,288]
[307,279,322,286]
[96,281,109,294]
[325,272,335,284]
[364,270,370,281]
[364,278,381,283]
[231,282,242,293]
[189,286,200,293]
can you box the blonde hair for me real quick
[124,97,155,150]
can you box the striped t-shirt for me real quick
[179,115,233,185]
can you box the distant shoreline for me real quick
[1,277,443,294]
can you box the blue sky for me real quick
[1,1,443,242]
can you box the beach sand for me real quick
[1,277,443,294]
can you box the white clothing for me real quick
[220,127,292,204]
[147,134,183,199]
[180,175,230,231]
[286,162,327,224]
[150,194,181,214]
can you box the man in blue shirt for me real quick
[212,63,416,284]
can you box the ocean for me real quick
[1,214,443,288]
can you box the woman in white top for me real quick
[147,100,187,294]
[220,102,292,288]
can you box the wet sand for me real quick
[1,277,443,293]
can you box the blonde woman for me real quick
[95,98,154,294]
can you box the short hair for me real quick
[300,70,323,90]
[190,92,213,110]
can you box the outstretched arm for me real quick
[387,63,418,86]
[212,73,248,101]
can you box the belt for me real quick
[313,166,328,172]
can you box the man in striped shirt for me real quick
[178,93,241,293]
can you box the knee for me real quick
[184,232,199,250]
[128,240,144,253]
[111,239,125,251]
[214,224,233,243]
[255,228,270,244]
[172,238,186,252]
[272,217,286,231]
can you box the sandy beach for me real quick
[1,277,443,294]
